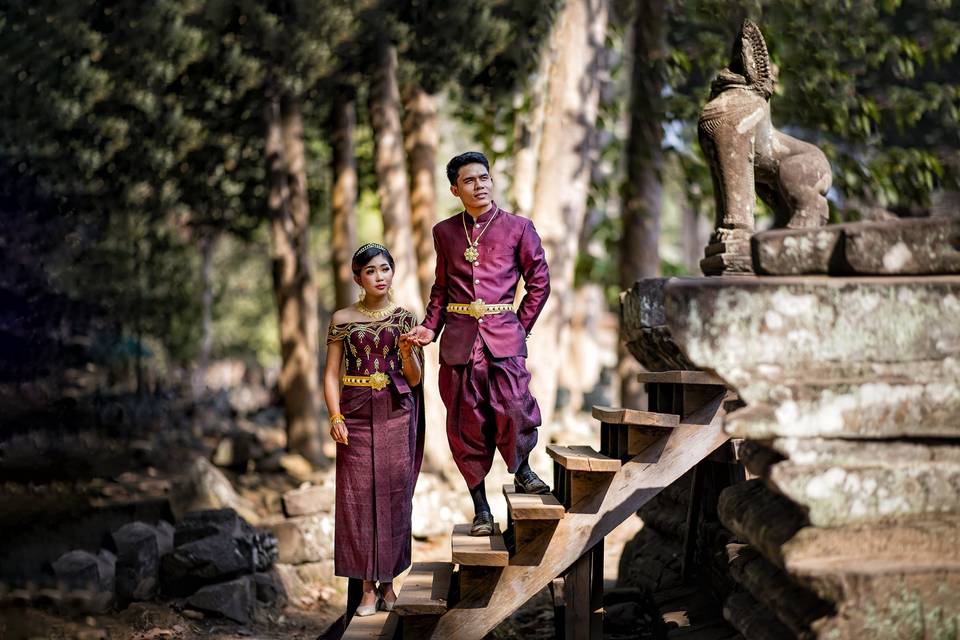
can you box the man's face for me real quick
[451,163,492,210]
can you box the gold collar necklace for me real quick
[461,206,500,263]
[356,300,397,320]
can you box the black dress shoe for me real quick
[469,510,494,536]
[514,467,551,494]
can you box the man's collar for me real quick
[465,201,498,225]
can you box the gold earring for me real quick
[387,287,395,302]
[358,290,366,302]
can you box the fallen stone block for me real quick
[262,513,334,565]
[169,457,261,525]
[51,550,115,612]
[112,522,160,601]
[185,575,254,625]
[253,571,287,607]
[281,484,334,518]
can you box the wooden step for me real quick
[341,609,399,640]
[503,485,563,560]
[451,523,509,567]
[503,484,564,520]
[592,405,680,427]
[547,445,620,511]
[546,445,621,472]
[593,406,679,461]
[636,370,726,386]
[394,562,453,616]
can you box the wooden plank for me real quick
[342,610,400,640]
[564,550,592,640]
[637,370,727,386]
[394,562,453,616]
[451,523,509,567]
[592,405,680,427]
[590,541,604,639]
[430,392,731,639]
[546,445,621,472]
[503,485,564,520]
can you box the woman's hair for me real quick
[351,242,395,276]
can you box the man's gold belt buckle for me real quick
[468,298,487,320]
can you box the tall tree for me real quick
[618,0,666,406]
[526,0,610,426]
[402,83,439,304]
[330,89,359,310]
[369,38,423,312]
[264,87,323,464]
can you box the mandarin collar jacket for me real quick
[421,203,551,366]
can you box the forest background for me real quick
[2,0,958,476]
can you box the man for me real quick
[403,151,551,536]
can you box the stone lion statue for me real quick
[698,20,832,275]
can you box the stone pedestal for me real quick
[622,272,960,639]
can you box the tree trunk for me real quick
[331,91,358,310]
[265,88,324,465]
[369,39,423,313]
[512,50,551,217]
[402,83,439,305]
[192,230,219,400]
[526,0,609,427]
[400,82,450,476]
[618,1,666,407]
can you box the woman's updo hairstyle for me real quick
[351,243,395,276]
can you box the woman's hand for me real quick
[330,417,348,445]
[398,335,414,359]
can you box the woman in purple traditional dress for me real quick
[323,243,425,617]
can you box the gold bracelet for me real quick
[329,413,345,424]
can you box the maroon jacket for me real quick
[422,203,551,366]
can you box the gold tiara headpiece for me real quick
[352,242,388,260]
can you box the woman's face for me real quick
[355,254,394,299]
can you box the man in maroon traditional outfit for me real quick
[403,151,551,536]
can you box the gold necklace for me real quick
[356,300,397,320]
[461,207,500,263]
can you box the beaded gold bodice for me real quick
[326,308,419,376]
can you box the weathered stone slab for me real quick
[761,441,960,526]
[262,513,334,565]
[752,225,842,275]
[727,545,831,637]
[782,516,960,587]
[809,571,960,640]
[281,484,335,518]
[753,217,960,276]
[621,280,698,371]
[722,591,794,640]
[717,479,808,567]
[663,276,960,438]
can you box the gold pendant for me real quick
[464,244,479,262]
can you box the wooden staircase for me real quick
[342,371,733,640]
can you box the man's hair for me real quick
[446,151,490,186]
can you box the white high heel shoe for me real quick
[355,594,382,617]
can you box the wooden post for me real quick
[681,463,705,583]
[561,540,604,639]
[564,550,592,639]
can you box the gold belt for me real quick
[342,372,390,391]
[447,299,514,320]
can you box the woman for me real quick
[323,242,424,616]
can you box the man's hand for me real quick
[402,326,435,346]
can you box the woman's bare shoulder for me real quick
[331,306,362,325]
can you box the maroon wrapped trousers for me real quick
[439,335,541,488]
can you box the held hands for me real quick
[400,325,435,347]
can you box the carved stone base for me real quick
[700,242,753,275]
